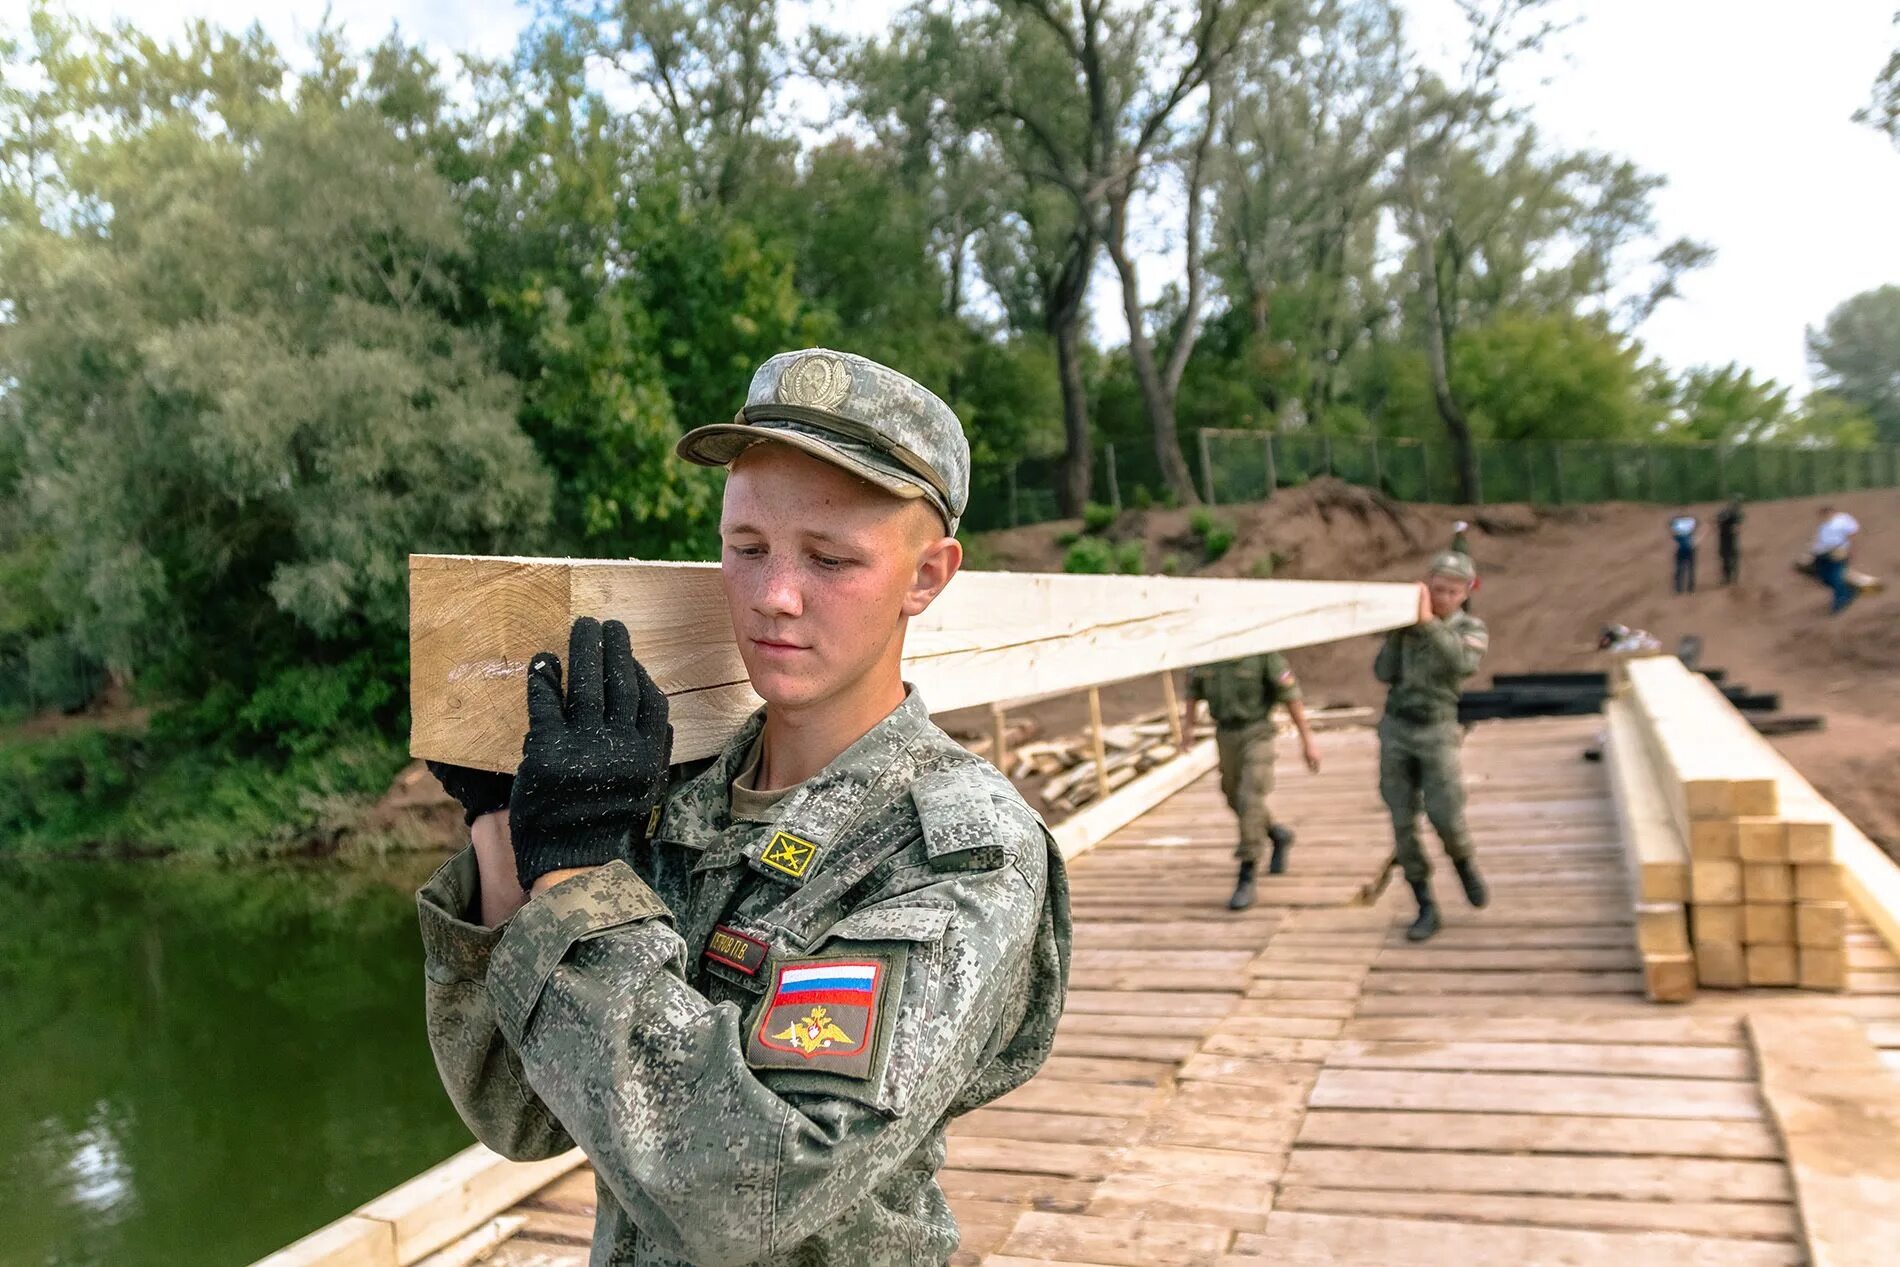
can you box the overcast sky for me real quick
[50,0,1900,392]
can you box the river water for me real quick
[0,857,475,1266]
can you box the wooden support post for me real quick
[1198,429,1216,504]
[1088,686,1110,804]
[1104,442,1122,512]
[990,703,1009,774]
[1262,433,1278,498]
[1160,670,1184,752]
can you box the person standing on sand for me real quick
[1717,498,1745,586]
[416,348,1070,1267]
[1375,551,1489,942]
[1183,656,1323,910]
[1669,509,1702,594]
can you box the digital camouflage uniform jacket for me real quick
[418,690,1071,1267]
[1373,611,1490,724]
[1187,653,1302,730]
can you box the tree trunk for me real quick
[1105,197,1199,505]
[1052,316,1093,517]
[1405,188,1480,503]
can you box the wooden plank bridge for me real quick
[434,716,1900,1267]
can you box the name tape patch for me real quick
[704,925,769,976]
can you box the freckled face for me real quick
[1427,573,1471,619]
[720,443,950,712]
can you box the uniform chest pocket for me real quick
[810,902,953,949]
[742,902,956,1116]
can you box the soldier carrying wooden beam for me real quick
[416,348,1071,1267]
[1375,551,1491,942]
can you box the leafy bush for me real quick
[1082,502,1117,535]
[1189,508,1216,539]
[1203,527,1236,562]
[1160,552,1182,576]
[0,722,406,857]
[1062,538,1115,574]
[1114,541,1146,574]
[1055,530,1081,547]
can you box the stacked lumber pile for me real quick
[1620,656,1846,993]
[1010,712,1184,815]
[1602,696,1695,1002]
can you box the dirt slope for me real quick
[973,481,1900,854]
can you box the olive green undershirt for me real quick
[729,732,801,822]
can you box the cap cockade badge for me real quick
[777,353,852,411]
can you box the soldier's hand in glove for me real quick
[509,616,672,892]
[426,761,515,827]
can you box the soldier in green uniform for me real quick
[1375,550,1490,942]
[419,349,1070,1266]
[1183,654,1322,909]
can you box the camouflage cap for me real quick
[1428,550,1477,582]
[676,348,970,534]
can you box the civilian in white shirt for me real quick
[1808,505,1862,614]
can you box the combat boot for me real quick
[1406,879,1440,942]
[1267,825,1294,875]
[1454,858,1489,908]
[1228,862,1257,911]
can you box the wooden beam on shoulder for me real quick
[410,556,1418,769]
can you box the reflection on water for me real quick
[0,858,473,1267]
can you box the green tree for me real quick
[1807,285,1900,442]
[1666,364,1793,444]
[0,14,550,697]
[1859,11,1899,149]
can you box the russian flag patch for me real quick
[748,957,888,1078]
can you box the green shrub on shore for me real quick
[0,723,406,857]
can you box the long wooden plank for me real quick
[1624,656,1781,820]
[251,1148,582,1267]
[1274,1188,1797,1242]
[1235,1211,1803,1266]
[1282,1147,1790,1201]
[1747,1014,1900,1267]
[1295,1109,1781,1159]
[354,1147,585,1265]
[1308,1068,1763,1119]
[410,555,1416,767]
[1325,1039,1751,1079]
[1051,740,1218,863]
[1605,698,1691,906]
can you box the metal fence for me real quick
[970,432,1900,530]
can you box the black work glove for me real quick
[509,616,672,891]
[425,761,515,827]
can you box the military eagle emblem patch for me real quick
[751,960,883,1075]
